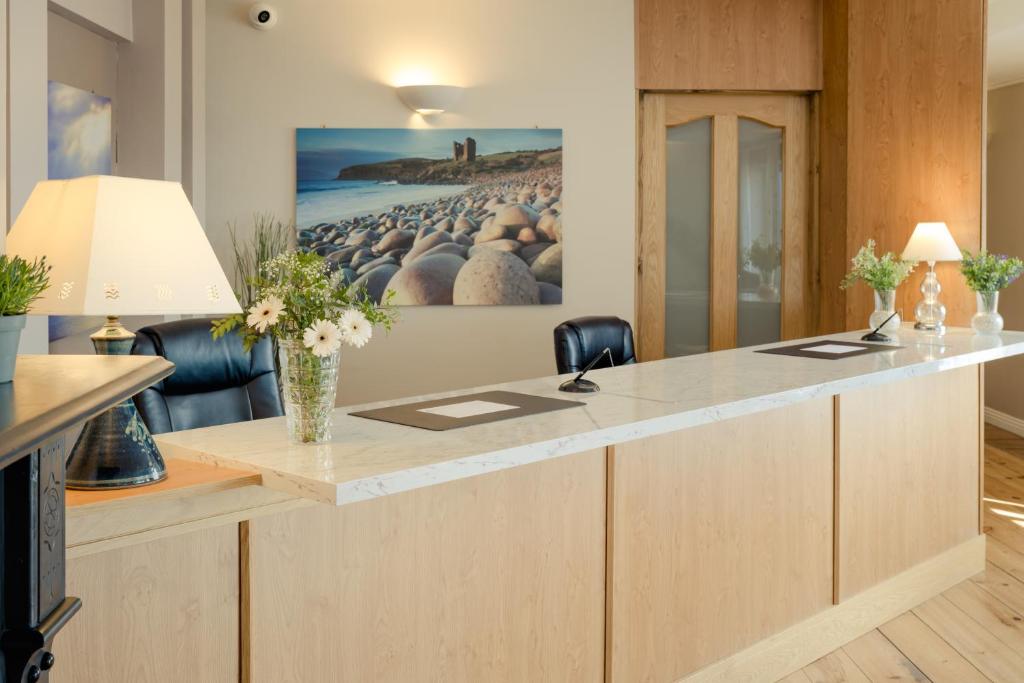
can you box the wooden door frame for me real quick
[636,92,816,361]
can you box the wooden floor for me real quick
[777,424,1024,683]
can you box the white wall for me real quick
[205,0,636,405]
[1,0,7,253]
[118,0,182,181]
[986,82,1024,421]
[183,0,206,221]
[48,0,133,42]
[8,0,49,353]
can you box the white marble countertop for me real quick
[155,326,1024,506]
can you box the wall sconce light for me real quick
[395,85,463,115]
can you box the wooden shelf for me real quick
[66,458,260,513]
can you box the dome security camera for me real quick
[248,4,278,30]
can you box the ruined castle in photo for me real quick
[452,137,477,162]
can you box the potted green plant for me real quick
[840,240,916,333]
[959,250,1024,334]
[212,250,396,443]
[0,254,51,383]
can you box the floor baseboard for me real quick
[985,407,1024,438]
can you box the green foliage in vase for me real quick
[840,240,915,292]
[0,254,51,316]
[229,213,294,310]
[960,250,1024,293]
[745,237,781,276]
[211,250,397,354]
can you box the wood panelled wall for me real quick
[636,0,986,334]
[635,0,823,91]
[819,0,986,332]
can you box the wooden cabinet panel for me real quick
[247,448,606,682]
[836,366,981,600]
[635,0,823,91]
[51,524,239,683]
[608,398,834,681]
[819,0,984,332]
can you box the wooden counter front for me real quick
[49,356,991,682]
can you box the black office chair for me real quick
[553,316,637,374]
[131,317,284,434]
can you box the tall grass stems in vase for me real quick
[960,250,1024,334]
[228,213,293,379]
[840,240,915,333]
[229,213,293,311]
[212,251,396,443]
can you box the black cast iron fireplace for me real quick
[1,434,80,683]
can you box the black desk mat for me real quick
[349,390,586,431]
[755,339,903,360]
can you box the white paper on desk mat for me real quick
[803,344,865,354]
[417,400,520,419]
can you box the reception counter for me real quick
[53,327,1024,682]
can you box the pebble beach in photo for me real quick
[296,130,563,306]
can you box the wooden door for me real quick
[637,93,812,360]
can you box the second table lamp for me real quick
[901,221,962,335]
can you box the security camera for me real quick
[248,4,278,30]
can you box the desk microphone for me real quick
[861,311,898,343]
[559,347,613,393]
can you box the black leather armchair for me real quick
[131,318,284,434]
[553,316,637,374]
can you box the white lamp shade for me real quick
[901,222,962,263]
[395,85,463,115]
[6,176,241,316]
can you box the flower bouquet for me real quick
[213,250,396,443]
[840,240,916,333]
[960,250,1024,334]
[745,237,782,299]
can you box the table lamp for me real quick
[901,221,962,335]
[6,176,241,489]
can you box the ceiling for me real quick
[989,0,1024,89]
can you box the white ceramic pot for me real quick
[0,314,27,383]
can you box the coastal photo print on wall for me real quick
[296,128,563,305]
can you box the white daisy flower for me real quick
[246,296,285,334]
[302,319,343,357]
[339,308,373,348]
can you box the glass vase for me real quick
[278,339,340,444]
[971,291,1004,335]
[869,289,900,334]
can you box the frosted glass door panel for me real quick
[736,119,783,348]
[665,118,711,357]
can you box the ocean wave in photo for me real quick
[297,180,470,227]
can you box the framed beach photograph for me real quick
[295,128,563,306]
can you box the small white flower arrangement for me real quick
[212,251,396,443]
[212,251,396,356]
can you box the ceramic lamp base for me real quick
[64,316,167,490]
